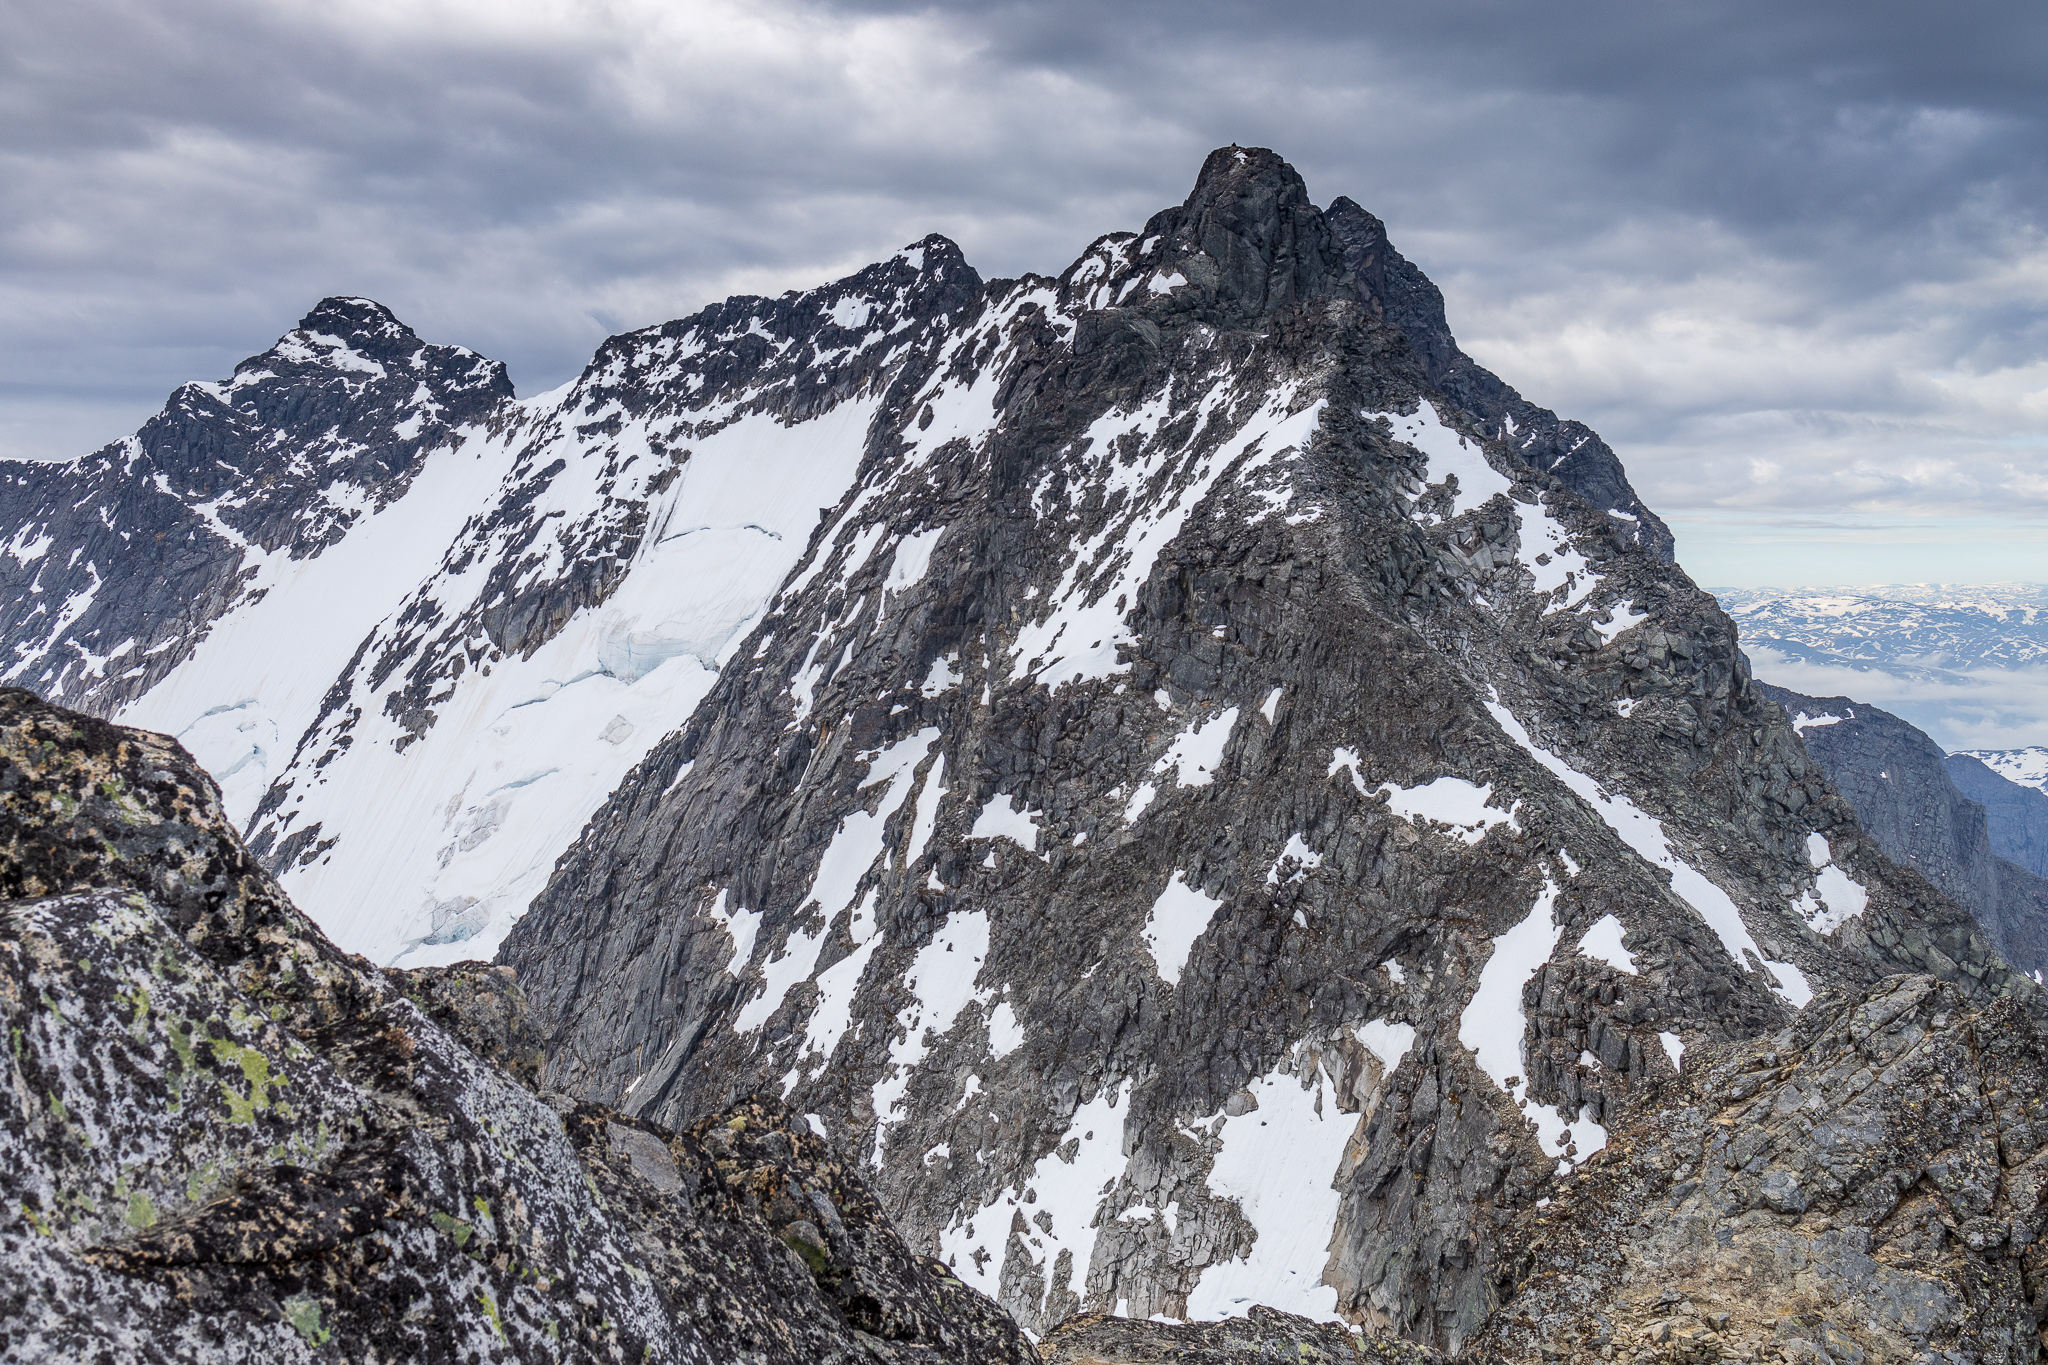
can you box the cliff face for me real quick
[1948,751,2048,880]
[1759,682,2048,979]
[497,148,2032,1350]
[0,688,1032,1364]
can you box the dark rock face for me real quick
[1760,682,2048,978]
[1948,751,2048,880]
[1469,974,2048,1364]
[0,156,1691,984]
[1321,198,1674,564]
[0,688,1031,1362]
[500,148,2032,1351]
[0,300,515,716]
[1039,1305,1439,1363]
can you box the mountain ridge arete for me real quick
[2,146,2042,1362]
[485,147,2038,1347]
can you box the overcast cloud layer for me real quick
[3,0,2044,586]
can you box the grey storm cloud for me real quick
[3,0,2044,577]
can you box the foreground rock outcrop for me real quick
[1470,973,2048,1363]
[0,688,1031,1362]
[1040,1306,1443,1363]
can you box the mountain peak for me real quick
[1035,146,1349,330]
[895,232,969,268]
[294,295,416,349]
[1183,144,1311,211]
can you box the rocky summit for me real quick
[4,146,2047,1363]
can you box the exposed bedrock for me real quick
[501,149,2040,1352]
[0,687,1031,1363]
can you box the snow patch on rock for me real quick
[1459,880,1606,1167]
[1391,403,1511,522]
[1143,872,1222,985]
[1485,694,1813,1008]
[869,910,994,1162]
[1183,1067,1353,1323]
[1577,913,1638,974]
[940,1081,1132,1317]
[1375,776,1521,846]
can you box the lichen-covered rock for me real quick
[550,1098,1033,1363]
[1039,1305,1442,1363]
[1468,974,2048,1364]
[387,960,547,1089]
[0,687,1031,1362]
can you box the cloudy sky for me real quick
[4,0,2044,588]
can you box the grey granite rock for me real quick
[1039,1304,1440,1363]
[0,687,1032,1362]
[1468,974,2048,1364]
[500,148,2036,1353]
[1321,198,1673,563]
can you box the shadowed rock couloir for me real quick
[1947,749,2048,881]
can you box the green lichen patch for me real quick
[431,1210,475,1248]
[123,1185,157,1230]
[207,1035,284,1123]
[780,1229,830,1274]
[475,1287,507,1342]
[121,980,149,1031]
[284,1295,333,1346]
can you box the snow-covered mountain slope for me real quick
[500,148,2034,1351]
[0,251,982,969]
[0,298,513,720]
[0,166,1682,985]
[1966,745,2048,796]
[237,242,984,967]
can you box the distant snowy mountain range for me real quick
[1715,582,2048,765]
[1713,583,2048,673]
